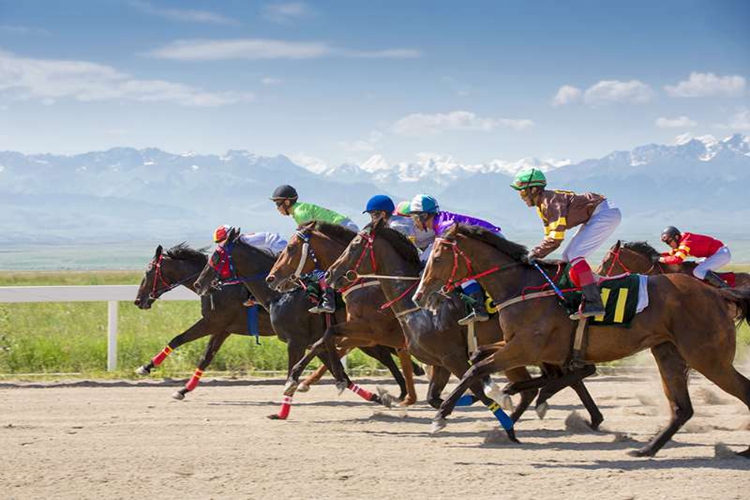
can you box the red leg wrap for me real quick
[348,382,375,401]
[151,346,173,366]
[185,368,203,391]
[276,396,293,419]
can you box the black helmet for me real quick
[661,226,681,243]
[270,184,298,201]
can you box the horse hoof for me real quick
[501,394,514,412]
[297,382,310,393]
[535,401,549,420]
[267,413,287,420]
[171,391,186,401]
[135,365,150,376]
[427,398,444,410]
[590,417,604,431]
[736,447,750,459]
[336,381,348,396]
[431,418,447,434]
[399,397,417,407]
[627,447,653,458]
[376,386,395,408]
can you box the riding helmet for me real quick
[213,224,233,243]
[409,194,439,214]
[270,184,299,201]
[364,194,395,214]
[661,226,681,242]
[511,168,547,191]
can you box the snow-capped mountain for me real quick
[0,134,748,250]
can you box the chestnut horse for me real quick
[416,224,750,458]
[599,240,750,287]
[265,221,418,406]
[325,220,604,437]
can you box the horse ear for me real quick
[614,239,621,250]
[445,223,459,240]
[227,227,238,241]
[154,245,163,258]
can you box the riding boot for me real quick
[242,292,257,307]
[458,290,490,326]
[309,287,336,314]
[703,271,729,288]
[569,283,605,320]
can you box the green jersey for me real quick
[289,202,349,226]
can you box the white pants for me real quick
[562,200,622,262]
[693,246,731,279]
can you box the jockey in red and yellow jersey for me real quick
[659,226,731,287]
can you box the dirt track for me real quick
[1,372,749,500]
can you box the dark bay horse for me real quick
[599,240,750,287]
[416,224,750,458]
[265,221,419,406]
[326,220,603,437]
[193,228,412,418]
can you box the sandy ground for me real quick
[1,372,749,500]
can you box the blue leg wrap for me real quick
[455,394,478,407]
[486,400,514,431]
[461,280,481,294]
[247,305,260,345]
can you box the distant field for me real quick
[1,267,749,376]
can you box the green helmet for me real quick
[511,168,547,191]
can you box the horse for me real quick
[265,221,419,406]
[599,240,750,287]
[192,227,414,418]
[325,219,604,436]
[415,223,750,458]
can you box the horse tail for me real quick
[718,285,750,326]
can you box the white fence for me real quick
[0,285,198,371]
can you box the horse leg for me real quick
[629,342,693,457]
[173,330,230,400]
[359,344,408,403]
[534,364,602,427]
[136,318,212,375]
[567,378,604,430]
[504,367,538,423]
[285,337,330,394]
[269,340,308,420]
[396,348,418,406]
[427,365,451,409]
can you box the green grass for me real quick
[0,270,382,377]
[1,267,749,377]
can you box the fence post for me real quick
[107,301,118,372]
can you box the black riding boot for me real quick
[458,290,490,326]
[309,287,336,314]
[570,283,605,320]
[703,271,729,288]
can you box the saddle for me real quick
[557,269,643,327]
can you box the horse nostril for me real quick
[266,275,275,284]
[134,298,140,305]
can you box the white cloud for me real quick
[263,2,309,23]
[655,116,697,128]
[130,1,237,25]
[392,111,533,136]
[339,130,384,152]
[665,72,745,98]
[583,80,653,105]
[552,85,581,106]
[261,77,282,86]
[0,50,254,107]
[715,108,750,131]
[0,25,51,36]
[146,38,421,61]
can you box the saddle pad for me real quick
[562,274,646,327]
[718,272,736,288]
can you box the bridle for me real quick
[431,237,520,294]
[290,230,321,281]
[146,253,200,300]
[208,239,268,286]
[603,246,661,277]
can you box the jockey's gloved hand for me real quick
[527,252,538,264]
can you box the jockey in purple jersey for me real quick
[409,194,503,325]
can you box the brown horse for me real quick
[325,220,604,433]
[266,221,418,405]
[599,240,750,287]
[416,224,750,458]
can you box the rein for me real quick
[210,240,268,286]
[433,237,520,294]
[604,246,660,276]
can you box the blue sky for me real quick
[0,0,748,166]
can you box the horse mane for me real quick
[622,241,660,260]
[234,236,277,260]
[370,224,422,267]
[165,243,208,263]
[455,225,529,263]
[310,221,356,246]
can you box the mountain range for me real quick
[1,134,748,260]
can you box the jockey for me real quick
[213,225,288,306]
[511,168,622,320]
[658,226,731,288]
[271,184,359,232]
[363,195,434,252]
[409,193,503,326]
[270,185,359,314]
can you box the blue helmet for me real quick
[409,194,439,214]
[364,194,395,214]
